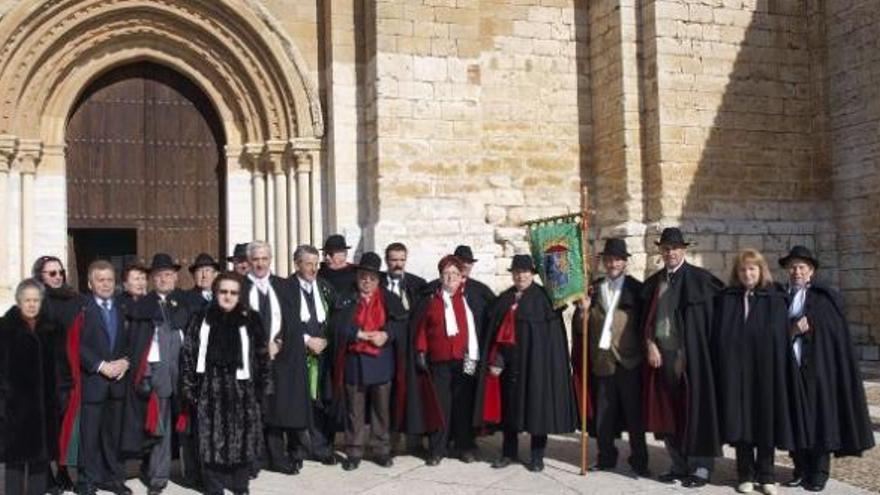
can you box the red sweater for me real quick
[415,290,469,362]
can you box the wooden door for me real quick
[66,62,226,285]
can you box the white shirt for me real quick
[598,275,625,350]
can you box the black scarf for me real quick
[204,304,247,369]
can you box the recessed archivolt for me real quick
[0,0,323,146]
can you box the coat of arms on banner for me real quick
[528,220,586,309]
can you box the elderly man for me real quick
[244,241,311,475]
[572,238,649,476]
[780,246,874,492]
[318,234,357,295]
[124,253,190,495]
[184,253,221,312]
[76,260,132,495]
[333,252,407,471]
[227,242,251,276]
[642,228,722,488]
[289,244,338,465]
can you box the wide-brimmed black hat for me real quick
[189,253,221,274]
[226,243,248,262]
[322,234,351,252]
[454,245,478,263]
[599,238,631,258]
[655,227,691,247]
[779,245,819,269]
[356,252,382,273]
[149,253,181,273]
[508,254,537,273]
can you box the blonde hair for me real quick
[730,248,773,288]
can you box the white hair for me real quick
[247,240,272,260]
[15,278,44,304]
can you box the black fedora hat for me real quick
[189,253,221,274]
[599,238,631,258]
[508,254,537,273]
[148,253,181,273]
[226,243,249,262]
[655,227,691,247]
[356,252,382,273]
[779,245,819,269]
[322,234,351,252]
[454,245,478,263]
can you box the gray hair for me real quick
[293,244,320,262]
[15,278,45,304]
[247,240,272,259]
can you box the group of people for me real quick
[0,227,873,495]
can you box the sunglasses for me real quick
[218,289,240,296]
[42,269,66,277]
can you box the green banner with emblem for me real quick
[528,219,586,309]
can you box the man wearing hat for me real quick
[641,228,723,488]
[779,246,874,492]
[227,242,251,276]
[184,253,221,312]
[452,245,495,309]
[123,253,190,495]
[571,238,649,476]
[477,254,577,472]
[318,234,357,295]
[331,252,407,471]
[243,241,311,475]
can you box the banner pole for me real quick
[579,185,591,476]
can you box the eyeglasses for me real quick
[42,269,65,277]
[218,289,240,296]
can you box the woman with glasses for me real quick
[180,272,272,495]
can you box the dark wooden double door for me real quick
[66,62,226,290]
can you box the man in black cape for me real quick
[183,253,221,313]
[780,245,874,492]
[641,228,723,488]
[571,238,649,476]
[318,234,358,295]
[476,254,577,473]
[243,241,311,475]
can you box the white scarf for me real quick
[248,274,282,342]
[442,290,480,361]
[298,278,327,324]
[789,285,808,365]
[597,276,624,350]
[195,317,250,380]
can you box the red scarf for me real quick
[348,289,386,357]
[482,298,519,423]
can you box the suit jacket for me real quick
[584,275,644,376]
[380,272,428,312]
[79,294,132,403]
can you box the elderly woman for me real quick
[713,249,794,495]
[779,246,874,492]
[0,279,62,495]
[181,272,272,495]
[121,262,149,303]
[414,255,483,466]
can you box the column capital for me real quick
[241,142,265,173]
[0,134,16,172]
[290,137,322,152]
[293,149,313,173]
[16,139,43,174]
[264,140,289,174]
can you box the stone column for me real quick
[0,135,16,299]
[293,150,313,245]
[287,153,299,250]
[244,143,267,242]
[309,149,324,248]
[266,140,289,276]
[17,139,42,279]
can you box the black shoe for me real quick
[147,488,163,495]
[269,461,297,475]
[342,457,361,471]
[682,475,708,488]
[460,451,477,464]
[317,454,337,465]
[425,456,442,466]
[491,456,515,469]
[96,482,133,495]
[77,485,97,495]
[526,458,545,472]
[632,466,652,478]
[588,463,615,472]
[294,458,304,471]
[657,471,683,484]
[783,475,804,487]
[804,480,827,492]
[375,455,394,468]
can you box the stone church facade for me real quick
[0,0,877,357]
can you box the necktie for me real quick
[101,299,116,349]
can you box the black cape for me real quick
[318,263,357,297]
[713,286,795,450]
[789,283,874,456]
[641,262,723,457]
[475,282,577,434]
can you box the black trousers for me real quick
[5,462,48,495]
[428,361,477,457]
[308,402,336,458]
[266,427,309,466]
[502,431,547,461]
[792,449,830,485]
[593,365,648,470]
[180,413,202,485]
[79,399,125,488]
[735,444,775,484]
[202,463,249,495]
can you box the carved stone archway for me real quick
[0,0,327,298]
